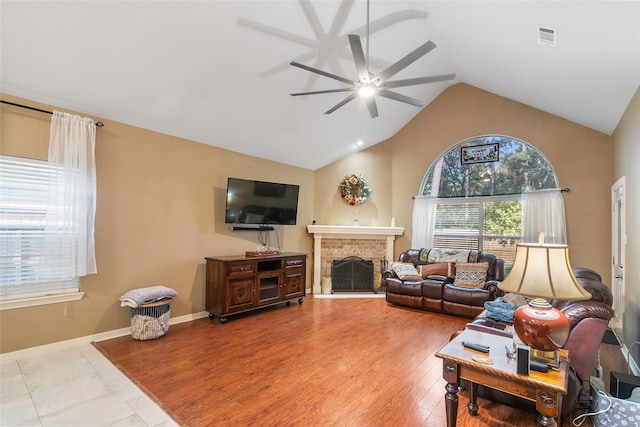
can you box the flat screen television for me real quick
[225,177,300,226]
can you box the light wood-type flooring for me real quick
[95,295,626,427]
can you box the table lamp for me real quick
[498,234,591,362]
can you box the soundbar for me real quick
[231,226,274,231]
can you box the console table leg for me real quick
[467,382,478,416]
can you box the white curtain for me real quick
[522,188,567,244]
[412,196,437,249]
[43,111,97,277]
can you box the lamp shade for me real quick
[499,242,592,352]
[498,243,592,301]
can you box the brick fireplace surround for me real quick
[306,225,404,294]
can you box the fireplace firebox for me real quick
[331,256,374,292]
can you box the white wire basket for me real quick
[129,299,171,340]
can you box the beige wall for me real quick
[316,83,613,277]
[1,83,629,355]
[0,95,315,354]
[612,85,640,368]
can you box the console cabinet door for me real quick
[284,269,305,299]
[284,256,306,299]
[225,261,256,313]
[226,276,255,313]
[256,271,283,306]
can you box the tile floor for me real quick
[1,344,179,427]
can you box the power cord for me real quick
[273,225,281,252]
[595,351,603,378]
[257,228,270,248]
[257,226,282,253]
[571,390,612,426]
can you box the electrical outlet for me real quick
[595,365,603,378]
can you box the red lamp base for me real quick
[513,298,570,352]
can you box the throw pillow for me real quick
[418,262,455,279]
[391,262,422,281]
[453,262,489,288]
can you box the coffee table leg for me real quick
[443,361,459,427]
[445,382,459,427]
[467,382,478,416]
[536,390,560,426]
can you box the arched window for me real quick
[419,135,559,272]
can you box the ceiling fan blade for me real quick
[291,88,355,96]
[298,0,326,40]
[325,92,358,114]
[348,35,369,82]
[376,40,437,83]
[384,73,456,89]
[366,97,379,119]
[377,89,426,108]
[290,61,355,86]
[326,0,355,38]
[237,17,317,49]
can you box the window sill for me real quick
[0,292,85,311]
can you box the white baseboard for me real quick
[0,311,209,364]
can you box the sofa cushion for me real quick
[417,262,454,279]
[390,262,422,281]
[453,262,489,288]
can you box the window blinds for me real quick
[0,155,79,299]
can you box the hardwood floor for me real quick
[94,296,622,427]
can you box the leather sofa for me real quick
[383,248,505,318]
[464,267,615,419]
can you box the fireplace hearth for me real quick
[331,256,374,293]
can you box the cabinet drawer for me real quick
[285,258,305,269]
[226,262,254,276]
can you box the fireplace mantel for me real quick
[307,225,404,237]
[307,225,404,293]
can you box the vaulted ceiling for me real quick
[2,1,639,170]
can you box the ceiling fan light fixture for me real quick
[358,84,376,97]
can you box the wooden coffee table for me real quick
[436,329,569,427]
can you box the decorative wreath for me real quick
[338,174,372,206]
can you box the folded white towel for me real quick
[119,285,178,308]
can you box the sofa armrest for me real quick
[483,280,503,299]
[382,269,398,280]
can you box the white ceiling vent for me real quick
[537,26,557,47]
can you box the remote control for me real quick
[530,359,549,373]
[462,341,490,353]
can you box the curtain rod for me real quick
[0,100,104,127]
[412,188,570,199]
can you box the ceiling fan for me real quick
[289,1,455,118]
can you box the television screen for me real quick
[225,177,299,225]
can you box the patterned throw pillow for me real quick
[418,262,455,279]
[391,262,422,281]
[453,262,489,288]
